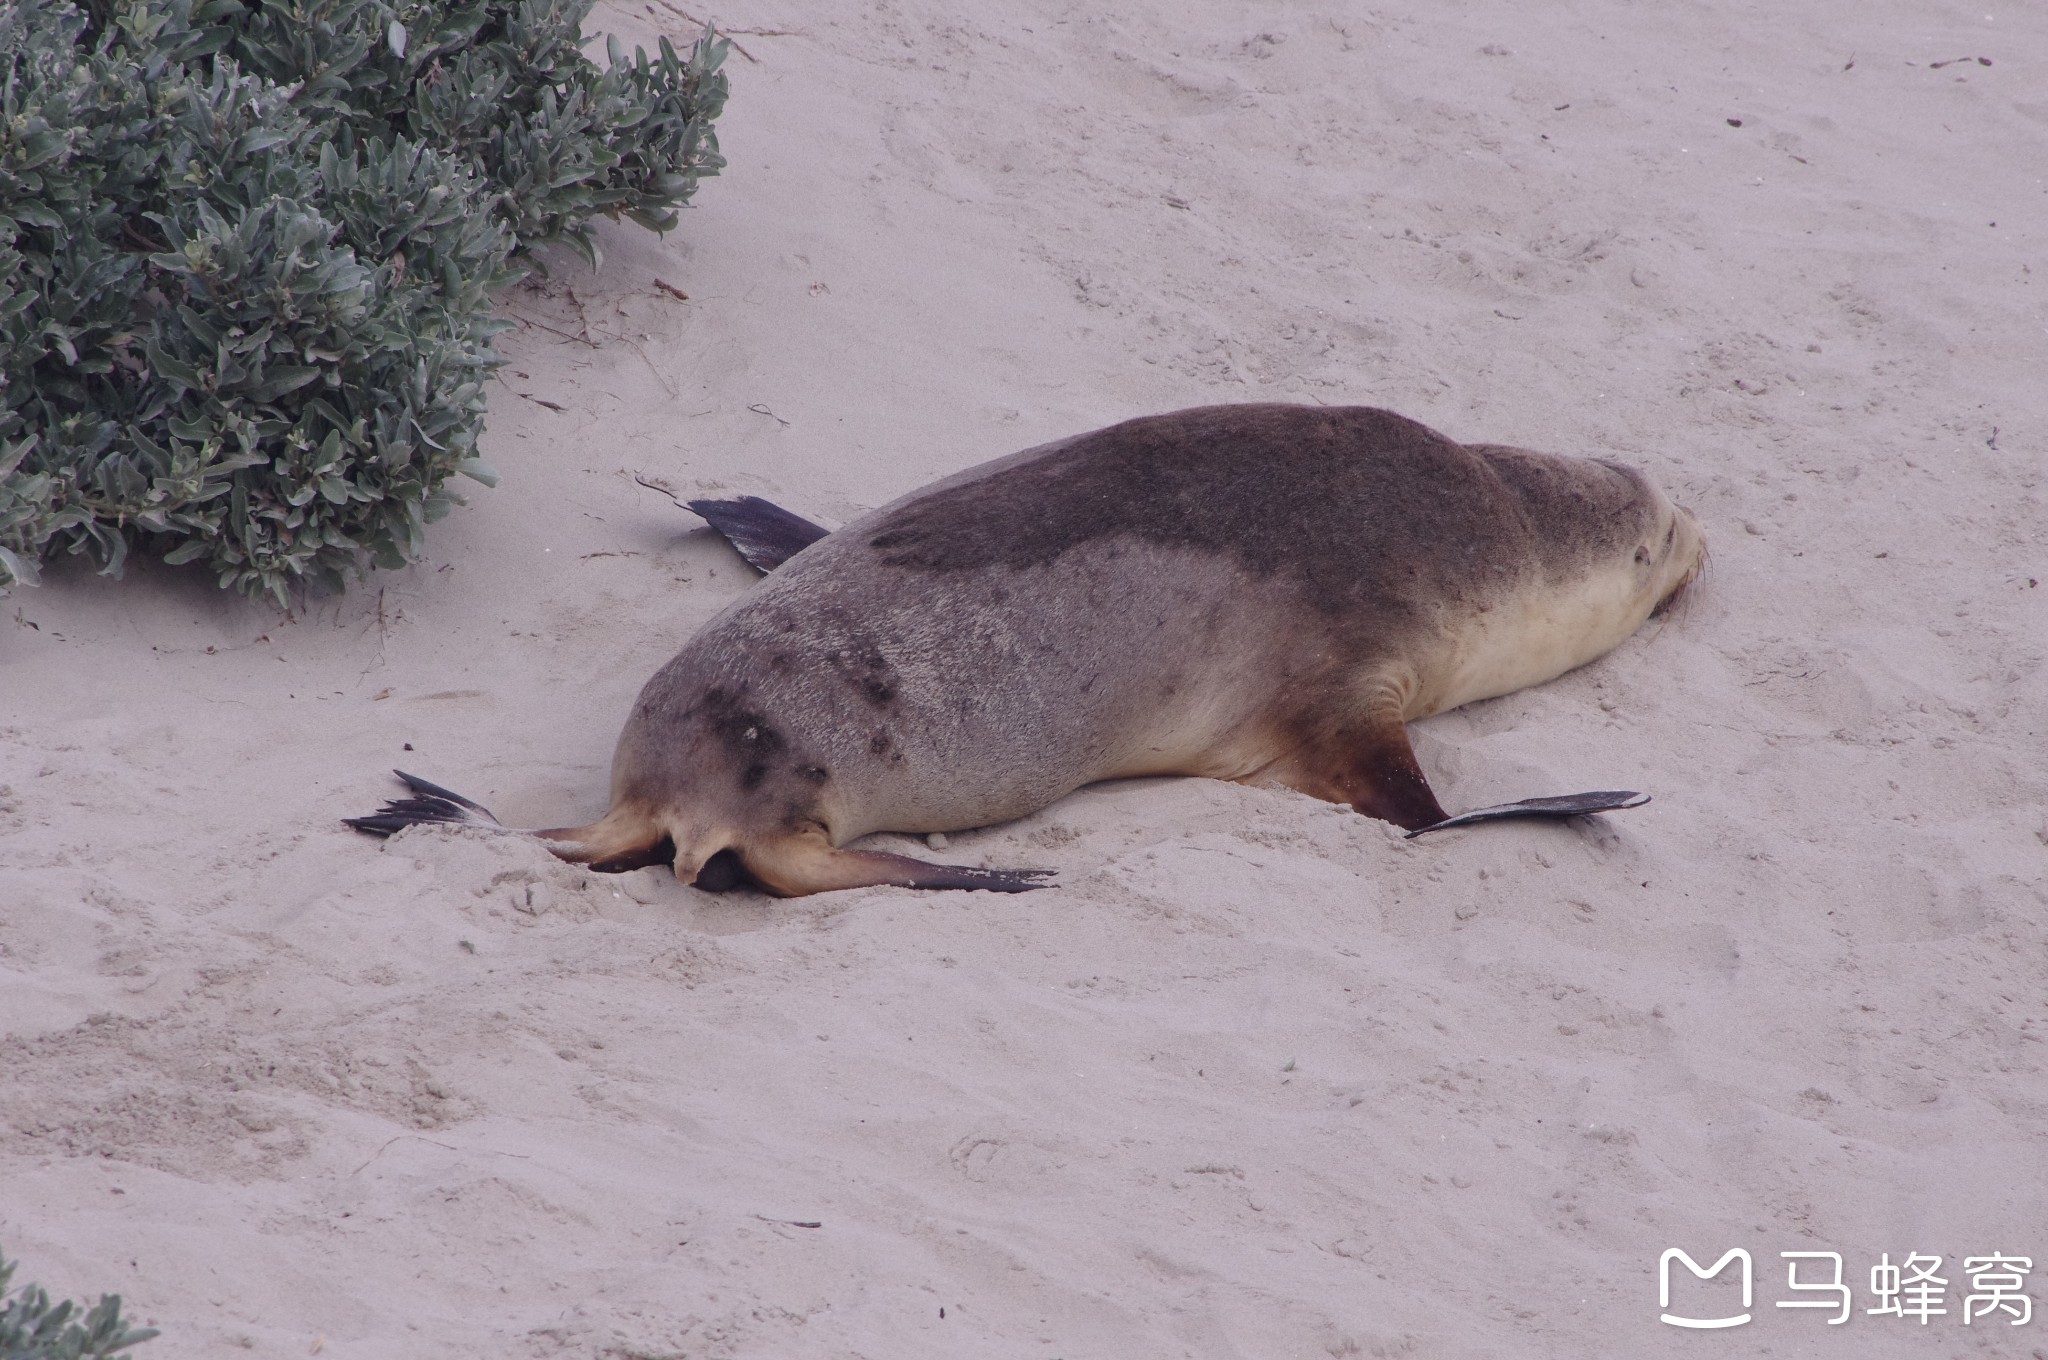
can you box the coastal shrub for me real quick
[0,0,728,602]
[0,1246,158,1358]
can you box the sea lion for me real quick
[348,404,1705,895]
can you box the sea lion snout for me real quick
[1649,502,1707,617]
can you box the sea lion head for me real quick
[1550,454,1707,647]
[1644,492,1707,618]
[1413,447,1708,716]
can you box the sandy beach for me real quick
[4,0,2046,1355]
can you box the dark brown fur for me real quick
[869,406,1659,618]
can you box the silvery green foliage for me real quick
[0,0,728,602]
[0,1247,158,1359]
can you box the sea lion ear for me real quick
[686,495,832,572]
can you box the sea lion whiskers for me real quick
[1650,507,1708,619]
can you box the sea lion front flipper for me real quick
[735,836,1055,896]
[1404,791,1651,839]
[686,495,831,572]
[1276,703,1454,832]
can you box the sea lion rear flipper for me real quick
[1404,791,1650,838]
[344,769,508,835]
[347,773,675,869]
[736,837,1055,896]
[686,495,831,572]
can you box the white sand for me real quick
[5,1,2045,1355]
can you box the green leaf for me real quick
[243,367,322,402]
[234,129,295,157]
[0,544,39,590]
[144,342,204,391]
